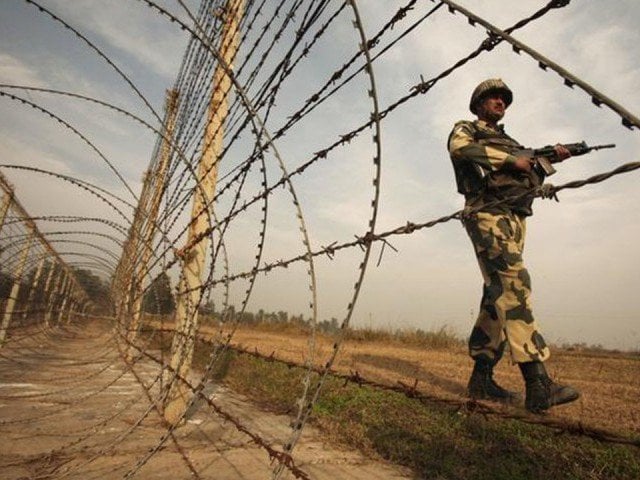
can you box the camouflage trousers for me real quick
[464,211,550,364]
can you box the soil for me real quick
[0,321,411,480]
[2,318,637,479]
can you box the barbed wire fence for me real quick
[0,0,638,478]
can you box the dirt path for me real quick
[0,321,411,479]
[221,327,640,437]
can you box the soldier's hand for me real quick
[538,183,559,202]
[553,144,571,162]
[513,156,533,172]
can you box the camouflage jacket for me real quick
[448,119,548,217]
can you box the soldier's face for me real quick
[477,93,507,123]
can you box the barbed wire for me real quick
[0,89,138,201]
[117,329,312,480]
[0,0,638,478]
[431,0,640,130]
[22,0,163,126]
[216,337,640,448]
[195,159,640,287]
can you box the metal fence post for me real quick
[164,0,245,425]
[0,230,35,345]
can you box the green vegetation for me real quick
[142,272,175,314]
[215,352,639,480]
[140,327,638,479]
[72,267,111,313]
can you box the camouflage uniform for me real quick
[448,119,551,365]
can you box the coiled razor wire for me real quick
[0,0,638,478]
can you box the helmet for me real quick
[469,78,513,114]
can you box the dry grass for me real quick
[205,324,639,437]
[142,320,640,479]
[210,345,640,480]
[145,317,640,436]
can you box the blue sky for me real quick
[0,0,638,350]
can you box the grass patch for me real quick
[221,353,640,480]
[344,325,464,350]
[140,328,639,479]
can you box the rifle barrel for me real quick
[593,144,616,150]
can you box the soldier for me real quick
[448,78,580,413]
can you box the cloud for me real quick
[0,54,47,87]
[47,0,189,80]
[0,134,71,176]
[0,1,638,349]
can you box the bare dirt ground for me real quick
[6,319,634,479]
[0,321,412,479]
[220,326,640,437]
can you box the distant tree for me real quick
[72,267,111,313]
[277,310,288,323]
[142,272,175,314]
[199,300,216,315]
[221,304,236,321]
[330,317,339,331]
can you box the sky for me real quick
[0,0,638,351]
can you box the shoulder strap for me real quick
[472,121,523,149]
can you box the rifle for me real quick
[516,142,616,175]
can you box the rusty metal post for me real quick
[69,299,81,323]
[56,276,71,324]
[41,262,57,322]
[116,205,142,331]
[114,163,159,344]
[164,0,245,425]
[23,255,46,320]
[65,280,81,324]
[45,269,65,327]
[64,293,76,324]
[0,230,35,345]
[0,190,12,232]
[127,89,179,359]
[0,174,88,329]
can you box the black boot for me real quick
[519,361,580,413]
[467,359,520,403]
